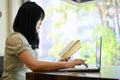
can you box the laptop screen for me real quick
[96,37,102,68]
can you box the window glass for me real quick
[30,0,120,65]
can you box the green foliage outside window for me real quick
[92,26,119,65]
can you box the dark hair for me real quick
[13,1,45,49]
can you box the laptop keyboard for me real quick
[74,64,98,69]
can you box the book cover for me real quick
[59,40,81,59]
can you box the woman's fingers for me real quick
[82,60,88,68]
[75,59,88,68]
[65,57,70,61]
[59,57,70,62]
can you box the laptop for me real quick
[58,37,102,72]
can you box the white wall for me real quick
[0,0,22,56]
[0,0,8,56]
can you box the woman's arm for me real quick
[18,50,87,71]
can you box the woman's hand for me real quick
[59,58,88,68]
[66,59,88,68]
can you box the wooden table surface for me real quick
[26,66,120,80]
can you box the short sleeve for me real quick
[6,33,32,56]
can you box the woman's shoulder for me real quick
[7,32,29,45]
[8,32,24,38]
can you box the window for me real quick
[31,0,120,65]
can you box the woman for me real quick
[2,1,87,80]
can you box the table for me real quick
[26,66,120,80]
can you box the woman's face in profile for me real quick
[36,19,42,33]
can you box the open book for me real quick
[59,40,81,59]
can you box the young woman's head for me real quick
[13,1,45,49]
